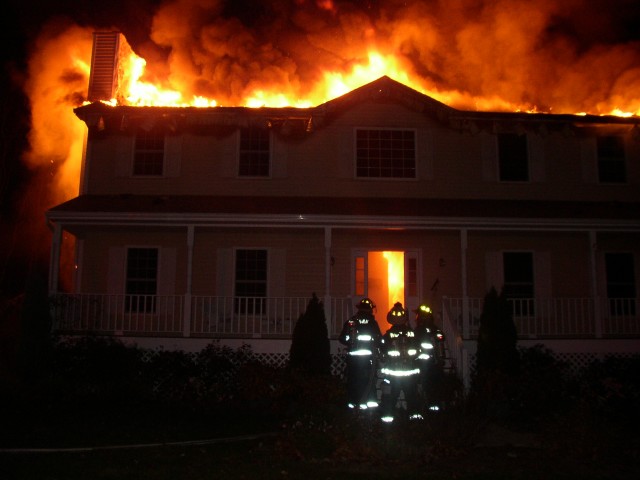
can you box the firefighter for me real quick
[379,302,422,422]
[339,297,382,410]
[414,303,446,411]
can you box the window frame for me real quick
[354,127,417,179]
[133,127,166,176]
[238,126,271,178]
[234,248,268,315]
[597,135,627,184]
[605,252,636,316]
[125,247,159,313]
[497,133,530,182]
[502,251,535,316]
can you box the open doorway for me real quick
[354,250,419,332]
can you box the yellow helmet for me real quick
[387,302,407,325]
[356,297,375,311]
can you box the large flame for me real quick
[18,0,640,231]
[383,251,405,309]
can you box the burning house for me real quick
[45,32,640,386]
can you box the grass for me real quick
[2,401,638,480]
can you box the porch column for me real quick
[589,230,602,338]
[324,226,332,326]
[48,222,62,295]
[183,225,194,337]
[460,228,470,339]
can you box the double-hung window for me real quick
[234,249,267,314]
[597,136,626,183]
[605,253,636,316]
[134,128,165,176]
[239,127,270,177]
[498,133,529,182]
[125,247,158,313]
[355,129,416,178]
[503,252,535,316]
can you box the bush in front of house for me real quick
[470,287,520,420]
[46,336,146,409]
[288,293,331,376]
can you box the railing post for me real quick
[183,225,195,338]
[589,231,602,339]
[594,296,602,338]
[460,229,470,340]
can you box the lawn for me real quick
[2,402,638,480]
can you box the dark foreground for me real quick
[1,403,638,480]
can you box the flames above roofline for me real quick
[75,75,640,138]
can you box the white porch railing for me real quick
[52,294,352,338]
[443,297,640,339]
[51,294,184,336]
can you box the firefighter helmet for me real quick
[387,301,407,325]
[356,297,375,312]
[415,303,435,326]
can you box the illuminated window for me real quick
[239,127,270,177]
[503,252,534,316]
[356,129,416,178]
[125,248,158,313]
[234,249,267,314]
[134,128,165,175]
[498,133,529,182]
[597,136,626,183]
[605,253,636,316]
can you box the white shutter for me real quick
[528,134,545,182]
[481,133,498,181]
[485,251,504,293]
[115,136,133,177]
[580,137,598,183]
[164,135,182,177]
[534,252,551,298]
[216,248,233,296]
[158,247,177,295]
[269,248,286,297]
[107,246,125,294]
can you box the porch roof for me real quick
[47,195,640,231]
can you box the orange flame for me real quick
[383,251,405,308]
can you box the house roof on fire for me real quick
[73,76,640,135]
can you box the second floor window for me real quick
[356,129,416,178]
[234,249,267,314]
[597,136,626,183]
[125,247,158,313]
[498,133,529,182]
[503,251,534,316]
[239,127,270,177]
[134,128,165,176]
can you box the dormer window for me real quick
[134,127,165,176]
[597,136,626,183]
[355,128,416,178]
[239,126,270,177]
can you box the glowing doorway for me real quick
[366,251,405,332]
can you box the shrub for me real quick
[288,293,331,376]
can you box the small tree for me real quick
[473,287,520,419]
[289,293,331,376]
[476,287,520,377]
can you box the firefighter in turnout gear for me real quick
[379,302,422,422]
[339,297,382,410]
[414,303,446,411]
